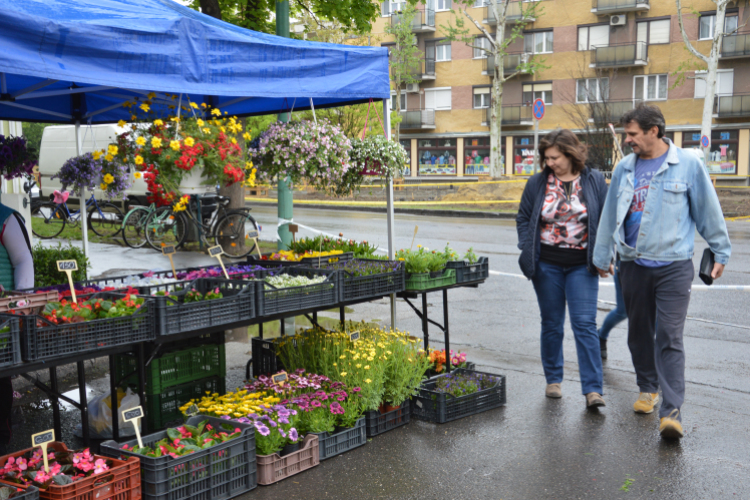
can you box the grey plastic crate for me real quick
[14,292,155,362]
[256,268,338,317]
[410,368,506,424]
[101,416,256,500]
[445,257,489,284]
[318,259,405,303]
[152,278,255,337]
[364,401,411,438]
[0,316,21,368]
[310,416,366,460]
[2,485,38,499]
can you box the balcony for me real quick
[401,108,436,129]
[584,99,633,124]
[483,104,533,126]
[715,93,750,118]
[721,33,750,59]
[393,56,436,81]
[591,0,649,14]
[591,42,647,68]
[483,52,531,76]
[484,2,535,25]
[390,8,436,34]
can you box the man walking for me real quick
[593,104,731,440]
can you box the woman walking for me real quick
[516,129,609,408]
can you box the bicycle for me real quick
[143,193,260,257]
[30,191,124,240]
[121,201,156,249]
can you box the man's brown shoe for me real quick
[586,392,605,408]
[545,383,562,398]
[659,409,684,440]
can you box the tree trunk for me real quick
[489,3,506,179]
[701,6,726,161]
[199,0,222,19]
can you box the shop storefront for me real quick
[463,136,493,175]
[683,130,738,175]
[399,139,412,177]
[512,136,536,175]
[418,138,457,176]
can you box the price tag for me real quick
[416,400,423,408]
[349,330,360,342]
[207,245,229,279]
[122,406,144,448]
[161,245,177,278]
[56,260,78,303]
[245,229,262,258]
[31,429,55,473]
[185,404,200,417]
[272,371,288,387]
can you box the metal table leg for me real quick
[77,361,90,446]
[109,355,119,441]
[340,306,345,325]
[49,367,62,442]
[443,289,451,373]
[136,343,147,434]
[422,292,429,351]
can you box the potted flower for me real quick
[348,134,407,181]
[0,135,36,180]
[53,152,132,199]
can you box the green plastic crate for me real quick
[404,269,456,291]
[116,343,226,395]
[145,376,226,431]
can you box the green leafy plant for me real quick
[464,247,478,265]
[288,235,379,258]
[121,420,241,458]
[395,246,447,274]
[32,242,90,288]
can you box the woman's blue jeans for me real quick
[532,260,604,395]
[598,262,628,341]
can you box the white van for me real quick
[38,124,149,206]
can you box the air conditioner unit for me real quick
[610,14,627,26]
[405,83,419,93]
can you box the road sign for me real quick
[701,135,710,148]
[533,99,545,121]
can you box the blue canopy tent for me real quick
[0,0,396,285]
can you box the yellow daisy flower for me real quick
[170,140,181,151]
[184,137,195,147]
[135,137,146,146]
[134,155,144,165]
[104,153,114,162]
[151,137,163,148]
[117,120,127,127]
[139,103,150,112]
[103,173,114,184]
[108,145,119,156]
[154,119,164,126]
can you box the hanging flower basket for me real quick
[0,135,37,181]
[52,152,132,199]
[350,135,407,179]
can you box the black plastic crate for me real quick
[145,376,226,431]
[152,278,255,337]
[364,401,411,438]
[425,361,476,379]
[319,259,405,303]
[310,416,366,460]
[410,368,506,424]
[251,336,285,378]
[0,316,21,368]
[13,292,155,362]
[101,416,257,500]
[256,268,338,317]
[445,257,489,284]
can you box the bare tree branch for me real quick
[676,0,709,63]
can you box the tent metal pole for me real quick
[384,98,396,328]
[276,0,293,251]
[75,121,90,279]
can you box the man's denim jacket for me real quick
[593,139,731,269]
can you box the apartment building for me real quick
[373,0,750,184]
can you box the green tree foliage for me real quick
[21,122,52,162]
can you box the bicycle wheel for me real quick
[88,202,124,238]
[30,201,66,239]
[121,206,151,248]
[215,210,259,258]
[145,206,188,251]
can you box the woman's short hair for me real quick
[538,129,588,174]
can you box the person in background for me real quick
[0,202,34,455]
[516,129,609,408]
[597,255,627,359]
[593,104,731,440]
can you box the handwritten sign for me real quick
[56,260,78,303]
[246,230,259,239]
[185,404,200,417]
[272,371,288,386]
[207,245,229,279]
[349,330,361,342]
[31,429,55,473]
[245,229,262,258]
[161,245,177,277]
[122,406,144,448]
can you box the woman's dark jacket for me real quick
[516,167,609,279]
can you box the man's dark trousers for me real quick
[619,259,694,420]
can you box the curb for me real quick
[246,201,516,219]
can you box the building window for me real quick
[683,130,738,175]
[399,139,412,176]
[473,87,491,108]
[418,138,457,176]
[464,137,496,175]
[636,18,671,45]
[523,82,552,104]
[578,24,609,51]
[435,41,452,61]
[634,74,667,101]
[430,0,452,12]
[381,1,407,16]
[391,91,407,112]
[524,30,553,54]
[576,78,609,103]
[694,69,733,98]
[699,14,738,40]
[513,136,536,175]
[425,87,452,110]
[473,36,491,58]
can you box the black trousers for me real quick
[619,260,693,420]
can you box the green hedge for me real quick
[32,242,90,288]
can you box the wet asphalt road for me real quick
[12,206,750,499]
